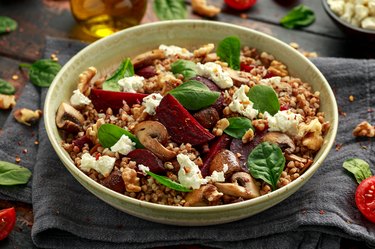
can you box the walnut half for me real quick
[353,121,375,137]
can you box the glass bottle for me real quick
[70,0,147,38]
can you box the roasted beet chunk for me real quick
[127,149,166,174]
[102,170,125,193]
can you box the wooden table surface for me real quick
[0,0,373,248]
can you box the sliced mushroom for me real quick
[209,149,242,179]
[193,107,220,129]
[185,184,223,207]
[224,68,250,86]
[214,172,260,199]
[13,108,42,126]
[55,102,85,133]
[131,49,165,69]
[133,121,176,161]
[261,132,295,153]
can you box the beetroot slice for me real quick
[72,135,93,149]
[156,94,215,146]
[201,134,232,177]
[89,88,148,113]
[190,76,225,112]
[127,149,165,174]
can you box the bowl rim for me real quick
[45,20,339,214]
[322,0,375,35]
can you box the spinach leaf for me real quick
[343,158,373,184]
[153,0,187,20]
[248,85,280,115]
[0,79,16,95]
[216,36,241,70]
[98,124,143,149]
[147,171,192,192]
[280,4,315,29]
[171,60,197,80]
[103,58,134,92]
[169,80,220,110]
[19,59,62,88]
[248,142,285,190]
[224,117,253,139]
[0,161,32,185]
[0,16,17,34]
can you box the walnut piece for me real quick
[242,128,254,144]
[193,43,215,58]
[78,67,97,96]
[213,118,230,136]
[298,118,324,151]
[121,167,141,192]
[13,108,42,126]
[0,94,16,110]
[86,118,105,144]
[192,0,221,18]
[268,60,289,77]
[353,121,375,137]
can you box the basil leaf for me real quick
[216,36,241,70]
[280,4,315,29]
[0,161,32,185]
[20,59,62,88]
[146,171,192,192]
[103,58,134,92]
[0,79,16,95]
[248,85,280,115]
[248,142,285,190]
[171,60,197,80]
[98,124,143,149]
[224,117,253,139]
[343,158,373,184]
[153,0,187,20]
[0,16,17,34]
[169,80,220,110]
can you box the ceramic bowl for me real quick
[44,20,338,226]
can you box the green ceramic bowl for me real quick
[45,20,338,226]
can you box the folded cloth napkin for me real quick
[0,37,374,249]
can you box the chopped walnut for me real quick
[192,0,221,17]
[213,118,230,136]
[242,128,254,143]
[86,118,105,144]
[160,73,182,95]
[298,118,324,151]
[353,121,375,137]
[193,43,215,57]
[252,119,268,132]
[78,67,97,96]
[267,60,289,77]
[122,167,141,192]
[13,108,42,126]
[0,94,16,110]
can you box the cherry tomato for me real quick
[224,0,257,11]
[355,176,375,223]
[0,207,16,240]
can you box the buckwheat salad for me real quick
[56,36,330,207]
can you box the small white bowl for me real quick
[45,20,338,226]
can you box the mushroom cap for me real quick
[209,149,242,179]
[185,184,223,207]
[132,49,165,69]
[214,172,260,200]
[55,102,84,133]
[261,131,295,153]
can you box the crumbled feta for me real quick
[205,170,225,183]
[362,16,375,29]
[228,85,259,119]
[260,76,282,86]
[196,62,233,89]
[110,135,136,155]
[328,0,345,16]
[265,110,303,136]
[142,93,163,115]
[340,2,355,23]
[117,76,144,93]
[138,164,150,175]
[354,4,369,21]
[80,153,116,177]
[177,154,207,190]
[70,89,91,108]
[159,44,193,58]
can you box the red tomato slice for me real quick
[224,0,257,10]
[355,176,375,223]
[0,207,16,240]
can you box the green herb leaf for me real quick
[171,60,197,80]
[216,36,241,70]
[19,59,62,88]
[0,16,17,34]
[0,79,16,95]
[343,158,373,184]
[280,4,315,29]
[0,161,32,185]
[224,117,253,139]
[98,124,143,149]
[153,0,187,20]
[248,85,280,115]
[146,171,192,192]
[169,80,220,110]
[103,58,134,92]
[248,142,285,190]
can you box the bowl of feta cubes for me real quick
[44,20,338,225]
[323,0,375,38]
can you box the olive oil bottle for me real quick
[70,0,147,38]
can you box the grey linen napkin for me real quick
[0,37,374,249]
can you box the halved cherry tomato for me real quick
[224,0,257,11]
[355,176,375,223]
[0,207,16,240]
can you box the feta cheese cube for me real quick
[265,110,303,136]
[118,76,144,93]
[70,89,91,108]
[177,154,207,190]
[142,93,163,115]
[110,134,136,155]
[228,85,259,120]
[80,153,116,177]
